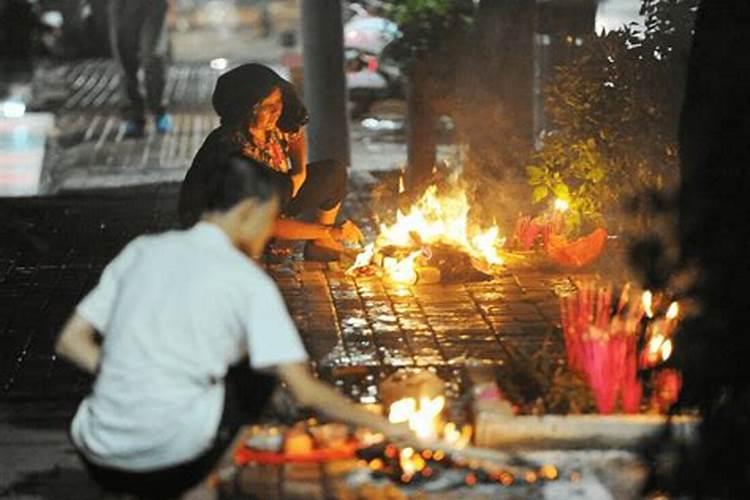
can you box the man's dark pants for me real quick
[108,0,169,122]
[78,364,277,499]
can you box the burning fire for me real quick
[386,396,472,480]
[383,251,422,285]
[388,396,446,440]
[348,182,506,283]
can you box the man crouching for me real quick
[55,155,412,498]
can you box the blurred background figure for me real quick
[108,0,173,138]
[0,0,48,76]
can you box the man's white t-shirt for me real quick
[71,222,308,471]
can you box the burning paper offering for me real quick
[348,180,507,284]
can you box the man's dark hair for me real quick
[204,155,279,212]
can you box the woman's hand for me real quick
[330,220,364,245]
[290,171,306,198]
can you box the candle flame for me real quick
[646,333,673,364]
[400,447,415,471]
[642,290,654,318]
[554,198,570,212]
[660,338,673,362]
[666,301,679,320]
[648,334,665,357]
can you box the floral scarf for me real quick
[241,127,291,174]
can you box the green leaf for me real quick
[526,166,545,185]
[532,186,549,203]
[526,166,544,179]
[589,166,606,183]
[552,183,571,200]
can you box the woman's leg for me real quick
[283,159,348,259]
[283,159,347,219]
[316,203,341,226]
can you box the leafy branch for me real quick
[527,0,698,232]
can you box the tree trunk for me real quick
[455,0,536,187]
[476,0,536,150]
[405,57,437,193]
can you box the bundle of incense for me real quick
[560,280,645,414]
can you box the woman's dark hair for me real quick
[205,155,279,212]
[211,63,309,135]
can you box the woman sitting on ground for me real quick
[178,63,362,261]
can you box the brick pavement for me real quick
[0,176,619,498]
[0,178,579,408]
[267,176,587,409]
[0,58,625,497]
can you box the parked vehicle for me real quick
[343,14,403,115]
[343,2,368,23]
[344,14,398,54]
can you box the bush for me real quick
[527,0,698,232]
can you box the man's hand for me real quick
[376,421,424,450]
[331,220,364,245]
[276,362,420,447]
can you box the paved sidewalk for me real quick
[0,59,614,498]
[34,60,411,194]
[0,174,599,498]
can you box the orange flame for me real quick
[388,395,445,440]
[387,396,472,476]
[383,251,421,284]
[348,181,505,282]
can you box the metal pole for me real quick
[300,0,351,166]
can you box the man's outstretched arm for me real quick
[55,313,101,375]
[275,362,417,445]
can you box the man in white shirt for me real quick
[55,155,412,498]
